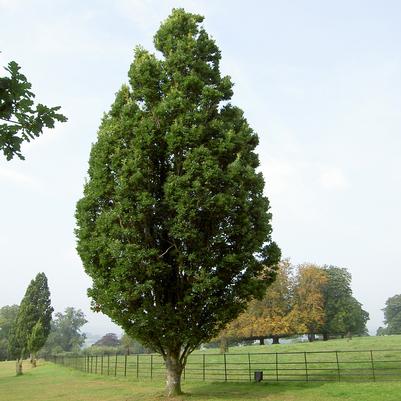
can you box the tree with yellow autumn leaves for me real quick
[219,259,301,344]
[217,261,368,346]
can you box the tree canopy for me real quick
[93,333,121,347]
[0,59,67,160]
[75,8,280,396]
[41,307,87,354]
[0,304,19,361]
[382,294,401,334]
[321,266,369,339]
[292,264,327,341]
[218,259,298,345]
[8,273,53,374]
[217,262,369,344]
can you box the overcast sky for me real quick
[1,0,400,337]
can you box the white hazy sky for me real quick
[1,0,400,337]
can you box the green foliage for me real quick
[382,294,401,334]
[344,297,369,336]
[120,333,150,354]
[93,333,121,347]
[27,321,46,356]
[41,307,87,354]
[376,326,387,336]
[75,8,279,394]
[8,273,53,360]
[76,8,279,352]
[0,305,19,360]
[0,60,67,160]
[219,263,369,343]
[322,266,369,338]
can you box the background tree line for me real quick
[377,294,401,336]
[217,260,370,347]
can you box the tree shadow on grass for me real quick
[178,381,326,400]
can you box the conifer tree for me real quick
[75,9,279,396]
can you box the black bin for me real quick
[254,371,263,382]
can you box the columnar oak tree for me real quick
[8,273,53,374]
[75,9,280,396]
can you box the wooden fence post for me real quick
[335,351,340,382]
[304,352,309,382]
[203,354,206,381]
[248,353,251,382]
[370,350,376,382]
[224,353,227,382]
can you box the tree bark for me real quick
[165,353,183,397]
[259,337,265,345]
[272,336,280,344]
[219,338,228,353]
[308,333,315,342]
[16,359,23,376]
[323,333,329,341]
[30,352,37,367]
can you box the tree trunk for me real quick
[219,338,228,353]
[16,359,23,376]
[31,352,37,367]
[308,333,315,342]
[323,333,329,341]
[272,336,280,345]
[165,354,183,397]
[259,337,265,345]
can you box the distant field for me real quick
[202,334,401,354]
[55,334,401,383]
[2,358,401,401]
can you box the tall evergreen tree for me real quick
[8,273,53,374]
[75,9,280,396]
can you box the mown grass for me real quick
[1,359,401,401]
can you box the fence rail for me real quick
[46,349,401,383]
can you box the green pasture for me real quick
[58,335,401,383]
[1,359,401,401]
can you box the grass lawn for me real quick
[72,335,401,383]
[1,359,401,401]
